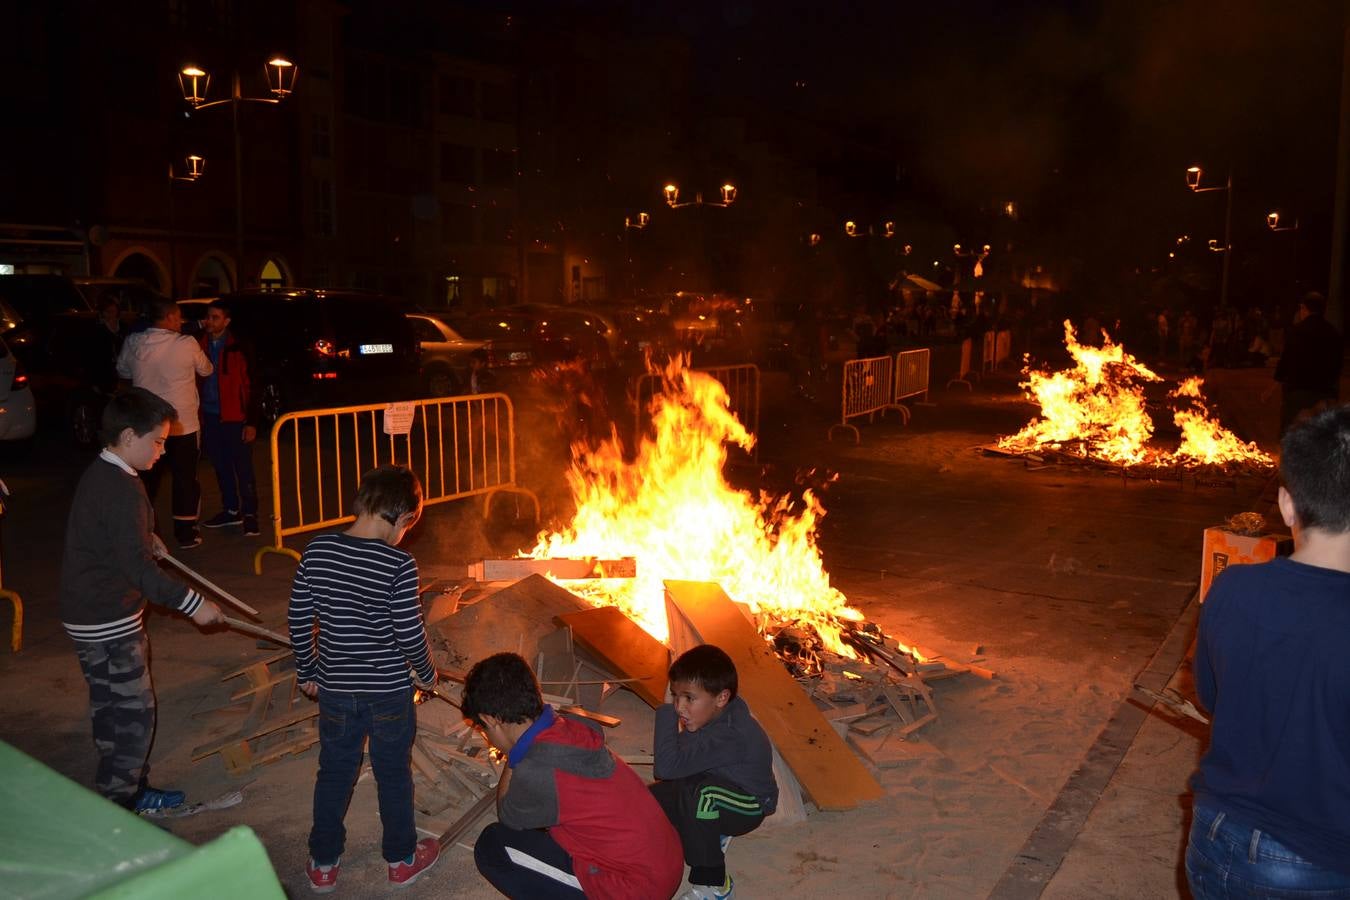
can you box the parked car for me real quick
[592,304,680,368]
[406,312,534,396]
[0,333,36,445]
[9,311,120,446]
[74,278,166,326]
[216,289,422,421]
[456,305,618,371]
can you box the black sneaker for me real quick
[176,528,203,550]
[242,515,260,537]
[203,510,243,528]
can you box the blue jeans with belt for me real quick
[309,688,417,865]
[1187,803,1350,898]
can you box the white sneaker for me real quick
[679,878,734,900]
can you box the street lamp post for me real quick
[167,154,206,300]
[178,58,297,290]
[623,212,649,296]
[663,183,737,209]
[1186,165,1233,309]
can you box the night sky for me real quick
[575,0,1346,287]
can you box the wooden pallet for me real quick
[191,653,317,774]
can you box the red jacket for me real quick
[500,714,683,899]
[198,331,258,425]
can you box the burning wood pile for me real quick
[993,321,1273,475]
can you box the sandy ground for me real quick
[0,355,1307,899]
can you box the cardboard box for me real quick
[1199,527,1293,602]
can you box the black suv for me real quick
[218,289,422,421]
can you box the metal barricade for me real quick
[893,348,931,405]
[947,337,975,390]
[255,393,539,573]
[980,330,997,373]
[828,355,907,444]
[633,364,761,461]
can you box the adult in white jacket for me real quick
[117,296,213,549]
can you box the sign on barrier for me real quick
[894,348,931,405]
[634,364,760,461]
[828,356,907,444]
[255,393,538,572]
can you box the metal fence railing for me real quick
[894,348,931,405]
[633,364,760,462]
[254,393,538,573]
[947,337,975,390]
[828,355,908,444]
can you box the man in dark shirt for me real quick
[1186,405,1350,896]
[1273,292,1343,434]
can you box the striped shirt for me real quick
[287,532,436,693]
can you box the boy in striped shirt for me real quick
[288,464,441,892]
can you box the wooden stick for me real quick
[437,791,497,851]
[222,615,292,648]
[162,554,261,618]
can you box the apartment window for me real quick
[482,149,515,187]
[441,203,474,244]
[438,74,474,116]
[313,178,335,237]
[440,143,476,183]
[311,112,332,158]
[481,207,514,244]
[480,80,516,122]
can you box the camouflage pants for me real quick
[73,632,156,808]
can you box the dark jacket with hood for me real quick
[653,695,778,814]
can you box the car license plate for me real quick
[508,351,529,362]
[359,343,393,355]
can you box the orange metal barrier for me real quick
[255,393,539,573]
[995,329,1013,367]
[633,364,760,461]
[981,331,997,373]
[828,356,907,444]
[894,348,931,405]
[947,337,975,390]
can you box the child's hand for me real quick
[190,599,225,627]
[298,681,318,700]
[151,534,169,559]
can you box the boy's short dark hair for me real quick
[208,297,233,318]
[352,464,422,524]
[147,295,179,324]
[1301,292,1327,317]
[668,644,738,700]
[461,653,544,726]
[1281,404,1350,534]
[101,387,176,447]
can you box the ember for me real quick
[998,321,1274,470]
[528,357,863,656]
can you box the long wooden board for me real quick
[555,606,670,708]
[663,580,884,810]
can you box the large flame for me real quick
[529,357,862,654]
[997,321,1163,465]
[999,321,1273,469]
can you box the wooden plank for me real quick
[663,580,884,810]
[437,792,498,851]
[467,557,637,581]
[555,606,670,708]
[192,704,317,760]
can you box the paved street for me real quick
[0,368,1281,897]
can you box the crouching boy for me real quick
[59,387,224,813]
[465,652,683,899]
[651,645,778,900]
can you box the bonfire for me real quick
[999,321,1274,470]
[528,357,864,657]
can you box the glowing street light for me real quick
[663,182,737,209]
[1184,164,1233,308]
[1267,210,1299,232]
[625,212,650,230]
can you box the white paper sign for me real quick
[383,402,416,436]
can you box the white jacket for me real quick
[117,328,213,435]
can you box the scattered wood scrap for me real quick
[467,557,637,581]
[191,652,317,774]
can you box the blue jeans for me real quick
[1187,803,1350,898]
[310,689,417,865]
[201,412,257,517]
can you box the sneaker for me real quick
[679,878,734,900]
[242,515,260,537]
[135,787,186,814]
[306,859,340,894]
[176,528,203,550]
[203,510,243,529]
[388,838,440,887]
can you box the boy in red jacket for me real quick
[465,652,683,899]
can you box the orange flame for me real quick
[997,321,1162,465]
[1170,377,1274,467]
[529,357,862,654]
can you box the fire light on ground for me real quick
[997,321,1274,469]
[528,357,863,655]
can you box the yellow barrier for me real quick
[0,588,20,652]
[947,337,975,390]
[828,356,907,444]
[995,329,1013,367]
[254,393,539,573]
[633,364,761,461]
[894,348,931,405]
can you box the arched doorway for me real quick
[111,250,166,293]
[190,255,234,297]
[259,257,291,289]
